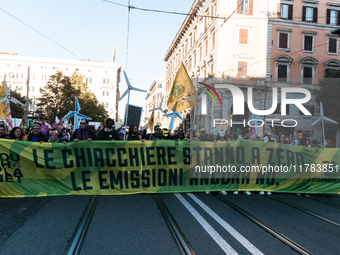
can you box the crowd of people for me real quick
[0,118,333,198]
[0,117,333,149]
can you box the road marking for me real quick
[187,193,264,255]
[175,193,239,255]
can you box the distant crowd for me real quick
[0,118,334,148]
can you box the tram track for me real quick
[269,196,340,228]
[153,194,196,255]
[64,195,100,255]
[213,194,314,255]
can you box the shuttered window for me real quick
[239,29,248,45]
[279,33,288,49]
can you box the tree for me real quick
[37,71,108,123]
[316,70,340,124]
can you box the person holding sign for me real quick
[71,119,96,142]
[127,125,144,141]
[28,124,48,142]
[9,127,28,141]
[97,118,119,141]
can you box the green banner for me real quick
[0,140,339,198]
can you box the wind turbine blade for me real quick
[182,98,197,102]
[320,102,324,116]
[169,115,175,130]
[311,117,321,126]
[131,87,147,93]
[0,98,6,104]
[123,71,131,88]
[323,116,338,125]
[175,112,184,121]
[62,111,76,121]
[159,96,164,107]
[77,113,92,120]
[10,97,25,106]
[149,108,160,112]
[75,97,81,112]
[4,79,10,96]
[119,89,129,101]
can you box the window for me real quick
[303,6,318,23]
[237,0,253,15]
[102,102,108,108]
[304,35,313,52]
[328,37,338,54]
[278,32,288,49]
[275,55,293,83]
[158,83,162,88]
[239,29,248,45]
[303,66,313,84]
[327,9,340,25]
[324,59,340,76]
[205,38,208,54]
[212,31,215,48]
[280,4,288,19]
[103,78,109,83]
[238,62,247,77]
[75,68,79,71]
[65,68,69,71]
[278,65,288,82]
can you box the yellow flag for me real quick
[147,111,154,132]
[167,63,198,112]
[20,113,26,128]
[0,83,7,120]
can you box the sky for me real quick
[0,0,194,119]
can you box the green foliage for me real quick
[37,71,108,123]
[316,71,340,124]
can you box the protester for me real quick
[162,128,170,140]
[149,126,163,140]
[172,127,186,141]
[71,119,96,141]
[9,127,28,141]
[199,129,210,141]
[97,118,119,141]
[0,125,9,139]
[48,131,60,143]
[127,125,144,141]
[118,130,124,140]
[56,124,70,142]
[28,124,48,142]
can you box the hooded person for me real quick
[97,118,119,141]
[71,119,96,142]
[162,128,170,140]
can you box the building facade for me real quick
[144,78,166,131]
[164,0,340,146]
[0,52,121,120]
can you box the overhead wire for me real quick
[0,7,79,58]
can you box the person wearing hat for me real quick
[149,126,163,140]
[97,118,119,141]
[199,128,210,141]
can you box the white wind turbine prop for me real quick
[119,71,147,140]
[311,102,338,147]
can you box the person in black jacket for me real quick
[71,119,96,142]
[97,118,119,141]
[28,123,48,142]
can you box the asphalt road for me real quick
[0,193,339,255]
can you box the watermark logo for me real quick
[197,82,222,106]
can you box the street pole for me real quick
[123,91,130,141]
[25,67,30,128]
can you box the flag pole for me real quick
[25,67,30,128]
